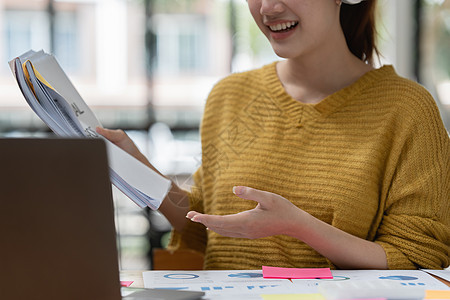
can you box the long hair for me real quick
[340,0,379,65]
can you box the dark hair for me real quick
[340,0,379,65]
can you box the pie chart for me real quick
[163,273,200,280]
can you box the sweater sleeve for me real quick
[167,167,207,254]
[375,94,450,269]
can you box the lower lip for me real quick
[269,26,297,40]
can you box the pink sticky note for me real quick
[120,281,134,287]
[262,266,333,279]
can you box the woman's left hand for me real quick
[187,186,389,269]
[186,186,307,239]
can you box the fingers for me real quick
[186,211,222,226]
[95,126,110,137]
[186,211,201,220]
[96,127,145,161]
[187,211,237,230]
[186,187,279,228]
[96,127,128,143]
[186,210,262,239]
[232,186,276,208]
[186,188,291,240]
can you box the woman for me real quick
[98,0,449,270]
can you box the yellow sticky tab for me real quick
[426,290,450,299]
[261,294,325,300]
[22,60,55,92]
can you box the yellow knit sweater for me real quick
[169,63,450,270]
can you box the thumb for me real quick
[232,186,275,208]
[96,127,126,143]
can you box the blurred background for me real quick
[0,0,449,270]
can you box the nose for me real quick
[260,0,285,16]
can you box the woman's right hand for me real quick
[97,126,190,230]
[96,127,153,169]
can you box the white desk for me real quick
[121,269,450,299]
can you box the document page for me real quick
[10,50,171,209]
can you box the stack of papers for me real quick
[9,50,171,209]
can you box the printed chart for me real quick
[143,269,450,299]
[143,270,296,298]
[318,270,448,289]
[228,272,264,278]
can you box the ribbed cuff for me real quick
[376,241,416,270]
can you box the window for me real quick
[420,0,450,129]
[4,10,50,64]
[154,14,208,75]
[54,11,79,73]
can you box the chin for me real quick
[275,53,290,59]
[272,49,295,59]
[270,43,299,59]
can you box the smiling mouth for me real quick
[268,21,298,32]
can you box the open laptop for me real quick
[0,138,204,300]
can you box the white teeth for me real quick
[269,21,297,32]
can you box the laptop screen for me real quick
[0,138,121,300]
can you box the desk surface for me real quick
[121,270,450,289]
[121,270,146,288]
[432,274,450,287]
